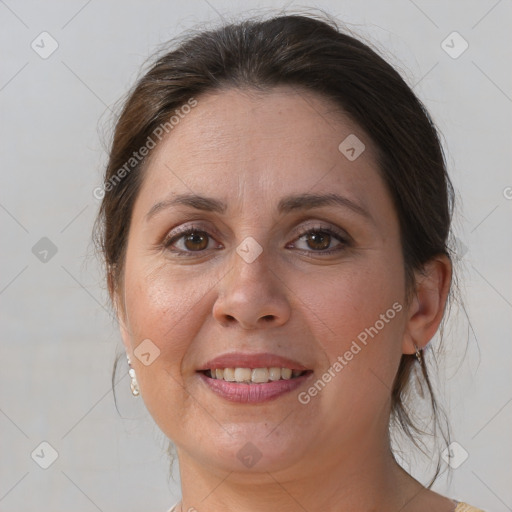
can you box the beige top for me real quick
[452,503,486,512]
[167,499,486,511]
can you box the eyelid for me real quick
[288,220,351,242]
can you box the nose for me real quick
[212,247,292,329]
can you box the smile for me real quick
[197,368,313,403]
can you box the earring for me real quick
[127,355,140,397]
[414,343,423,365]
[412,343,425,399]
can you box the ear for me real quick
[112,287,133,358]
[402,254,452,355]
[118,313,133,358]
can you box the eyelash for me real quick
[162,223,350,257]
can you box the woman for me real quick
[94,11,486,512]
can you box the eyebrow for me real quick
[145,192,372,222]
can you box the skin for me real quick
[116,86,453,512]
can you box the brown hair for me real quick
[93,10,455,486]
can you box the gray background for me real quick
[1,1,511,511]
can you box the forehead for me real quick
[134,86,385,216]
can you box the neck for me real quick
[175,433,427,512]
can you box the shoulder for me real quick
[454,501,487,512]
[411,491,484,512]
[166,500,487,512]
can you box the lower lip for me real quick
[197,371,312,403]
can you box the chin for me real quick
[204,423,310,474]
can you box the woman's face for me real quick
[118,87,411,476]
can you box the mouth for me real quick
[197,369,313,403]
[196,352,314,403]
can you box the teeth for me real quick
[251,368,269,383]
[207,367,305,384]
[269,367,281,381]
[223,368,235,381]
[281,368,292,380]
[234,368,252,383]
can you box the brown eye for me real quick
[182,231,209,251]
[304,231,332,251]
[164,228,216,254]
[290,226,348,255]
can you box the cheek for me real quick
[292,258,406,407]
[121,257,232,404]
[294,259,405,346]
[121,264,209,429]
[123,262,206,355]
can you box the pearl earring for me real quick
[127,355,140,397]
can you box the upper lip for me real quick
[197,352,311,371]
